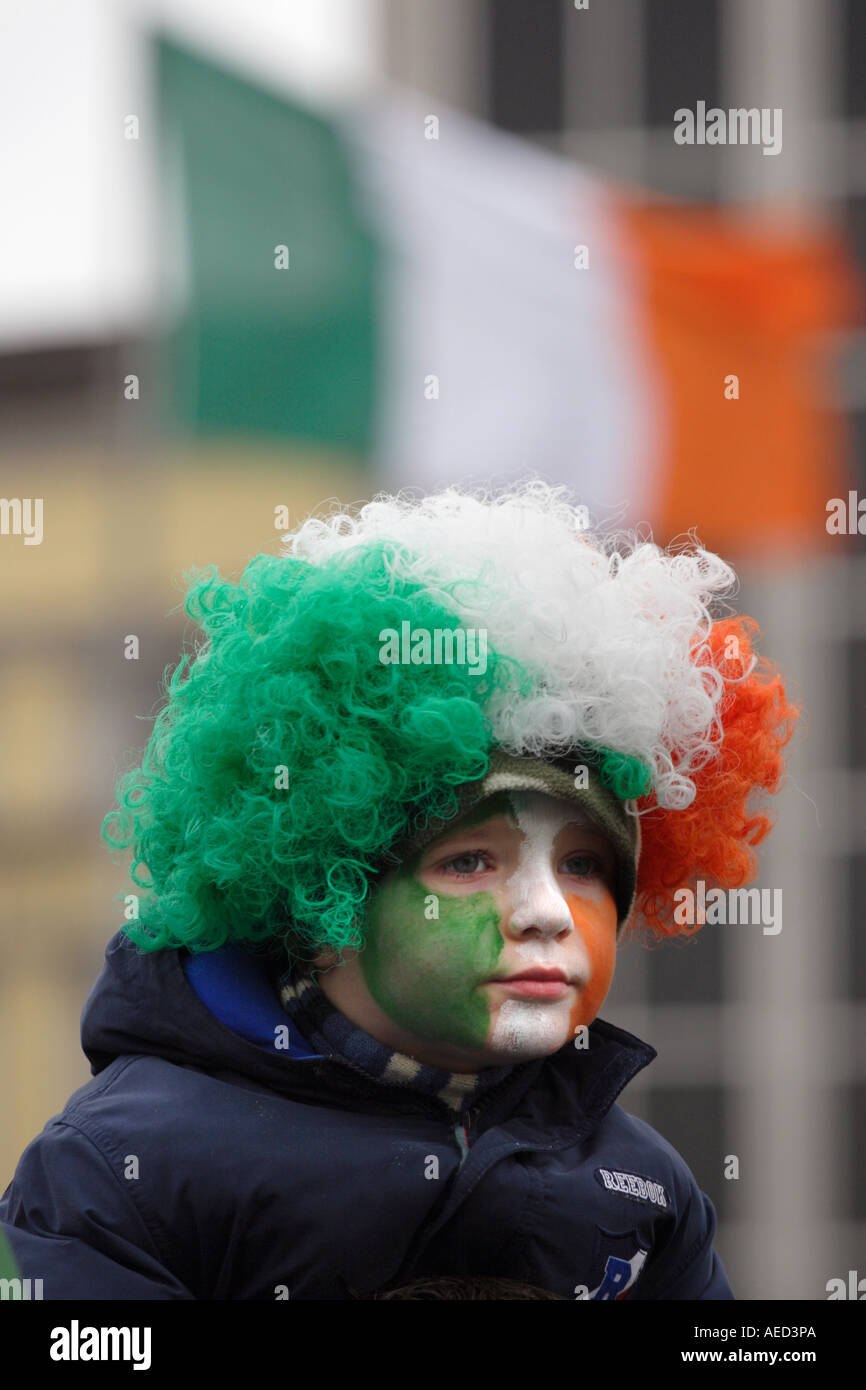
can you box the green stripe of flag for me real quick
[155,36,379,451]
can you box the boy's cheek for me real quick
[565,893,618,1033]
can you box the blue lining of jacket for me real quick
[181,944,323,1059]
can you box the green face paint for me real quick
[360,867,505,1051]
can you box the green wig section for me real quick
[102,541,529,961]
[586,743,654,800]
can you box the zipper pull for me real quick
[454,1123,470,1168]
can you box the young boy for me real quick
[0,483,798,1299]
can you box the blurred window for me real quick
[843,0,866,119]
[644,0,721,128]
[487,0,564,133]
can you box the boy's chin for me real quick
[485,1003,578,1061]
[396,1008,577,1072]
[483,1038,570,1064]
[405,1034,563,1073]
[457,1032,573,1070]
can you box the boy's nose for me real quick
[506,869,574,938]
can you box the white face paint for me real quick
[487,791,595,1057]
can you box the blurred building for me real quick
[1,0,863,1300]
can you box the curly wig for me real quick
[632,614,799,940]
[102,481,800,957]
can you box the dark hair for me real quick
[346,1274,568,1300]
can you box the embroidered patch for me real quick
[575,1228,650,1300]
[594,1166,669,1211]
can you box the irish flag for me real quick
[156,35,861,557]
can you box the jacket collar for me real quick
[83,933,656,1129]
[179,939,657,1125]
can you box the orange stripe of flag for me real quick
[616,197,864,558]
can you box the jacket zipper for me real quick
[319,1054,523,1174]
[454,1121,470,1168]
[327,1052,476,1171]
[453,1101,479,1168]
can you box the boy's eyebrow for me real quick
[422,816,616,859]
[558,827,616,861]
[558,822,614,845]
[417,791,519,854]
[421,815,514,855]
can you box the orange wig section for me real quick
[630,616,801,941]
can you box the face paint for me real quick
[359,791,618,1066]
[502,793,587,938]
[486,793,601,1057]
[564,893,617,1036]
[360,867,505,1051]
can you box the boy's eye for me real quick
[562,853,605,879]
[442,851,490,878]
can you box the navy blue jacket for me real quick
[0,932,734,1300]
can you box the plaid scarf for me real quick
[278,967,516,1115]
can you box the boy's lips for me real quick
[486,967,574,999]
[495,967,569,982]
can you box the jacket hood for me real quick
[81,931,657,1124]
[82,933,323,1092]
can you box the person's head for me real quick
[311,787,622,1071]
[348,1273,569,1299]
[102,483,799,975]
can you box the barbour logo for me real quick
[594,1167,668,1211]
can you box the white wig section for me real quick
[280,481,740,811]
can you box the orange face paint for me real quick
[565,891,618,1035]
